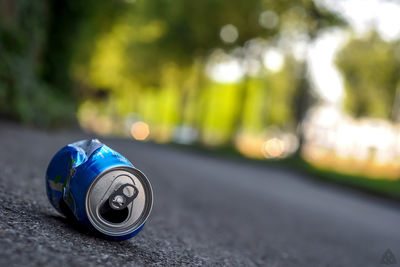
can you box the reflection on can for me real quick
[45,139,153,240]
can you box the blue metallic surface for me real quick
[46,139,146,240]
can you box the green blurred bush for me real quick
[0,0,75,126]
[0,0,123,127]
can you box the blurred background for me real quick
[2,0,400,196]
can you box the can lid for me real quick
[85,166,153,236]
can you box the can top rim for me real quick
[85,165,153,236]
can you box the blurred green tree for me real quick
[336,31,400,120]
[0,0,127,126]
[42,0,126,94]
[0,0,346,135]
[0,0,69,126]
[80,0,345,142]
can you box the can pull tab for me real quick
[108,184,139,210]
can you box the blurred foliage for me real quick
[76,0,345,144]
[0,0,345,132]
[0,0,71,126]
[0,0,125,126]
[43,0,126,93]
[81,0,345,88]
[336,31,400,120]
[121,0,344,82]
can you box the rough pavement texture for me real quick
[0,121,400,266]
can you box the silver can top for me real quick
[85,166,153,236]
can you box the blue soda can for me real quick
[45,139,153,240]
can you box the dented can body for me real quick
[45,139,153,240]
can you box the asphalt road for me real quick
[1,121,400,266]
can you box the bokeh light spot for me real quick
[259,11,279,29]
[263,138,285,158]
[131,121,150,141]
[263,49,284,72]
[220,24,239,43]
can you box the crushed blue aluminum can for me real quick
[45,139,153,240]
